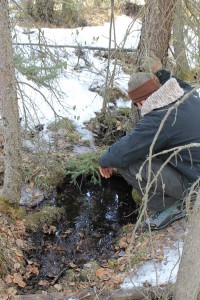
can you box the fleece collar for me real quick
[141,78,184,116]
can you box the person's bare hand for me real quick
[99,167,116,179]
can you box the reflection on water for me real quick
[56,176,137,236]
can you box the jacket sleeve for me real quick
[99,114,169,168]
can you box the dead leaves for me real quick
[38,280,49,287]
[96,268,113,281]
[43,224,57,234]
[26,264,40,276]
[4,273,26,288]
[3,260,40,291]
[12,273,26,288]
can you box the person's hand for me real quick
[99,167,116,179]
[140,51,162,74]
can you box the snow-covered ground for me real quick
[121,241,183,288]
[14,15,141,134]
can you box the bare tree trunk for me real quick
[35,0,55,22]
[173,190,200,300]
[136,0,177,66]
[62,0,78,20]
[25,0,35,17]
[173,0,189,77]
[0,1,22,202]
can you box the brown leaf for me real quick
[117,257,127,264]
[56,246,65,254]
[29,181,34,189]
[4,274,13,284]
[54,284,63,291]
[118,264,126,272]
[13,273,26,288]
[27,265,39,275]
[61,229,72,238]
[15,251,23,261]
[16,239,24,248]
[69,262,77,268]
[33,192,42,198]
[141,255,152,261]
[38,280,49,286]
[48,225,57,234]
[26,259,34,265]
[96,268,113,280]
[69,282,76,286]
[119,241,129,249]
[43,223,49,233]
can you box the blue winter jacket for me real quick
[99,70,200,185]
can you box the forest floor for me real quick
[0,122,189,300]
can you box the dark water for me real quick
[56,175,137,232]
[22,176,137,292]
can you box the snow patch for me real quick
[121,241,183,288]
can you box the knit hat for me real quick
[127,72,161,103]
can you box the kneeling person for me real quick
[99,68,200,230]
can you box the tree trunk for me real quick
[61,0,78,25]
[136,0,177,66]
[25,0,35,17]
[0,1,22,202]
[35,0,55,23]
[173,0,189,77]
[173,189,200,300]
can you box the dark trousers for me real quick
[118,158,190,212]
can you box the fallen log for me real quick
[11,285,174,300]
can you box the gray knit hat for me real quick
[128,72,156,92]
[127,72,161,103]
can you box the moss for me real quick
[107,259,116,269]
[131,187,142,206]
[47,118,81,142]
[24,206,65,232]
[0,196,25,219]
[47,118,76,131]
[22,153,68,191]
[63,261,99,285]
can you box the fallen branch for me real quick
[11,285,174,300]
[13,42,136,52]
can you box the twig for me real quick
[78,294,92,300]
[50,265,69,285]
